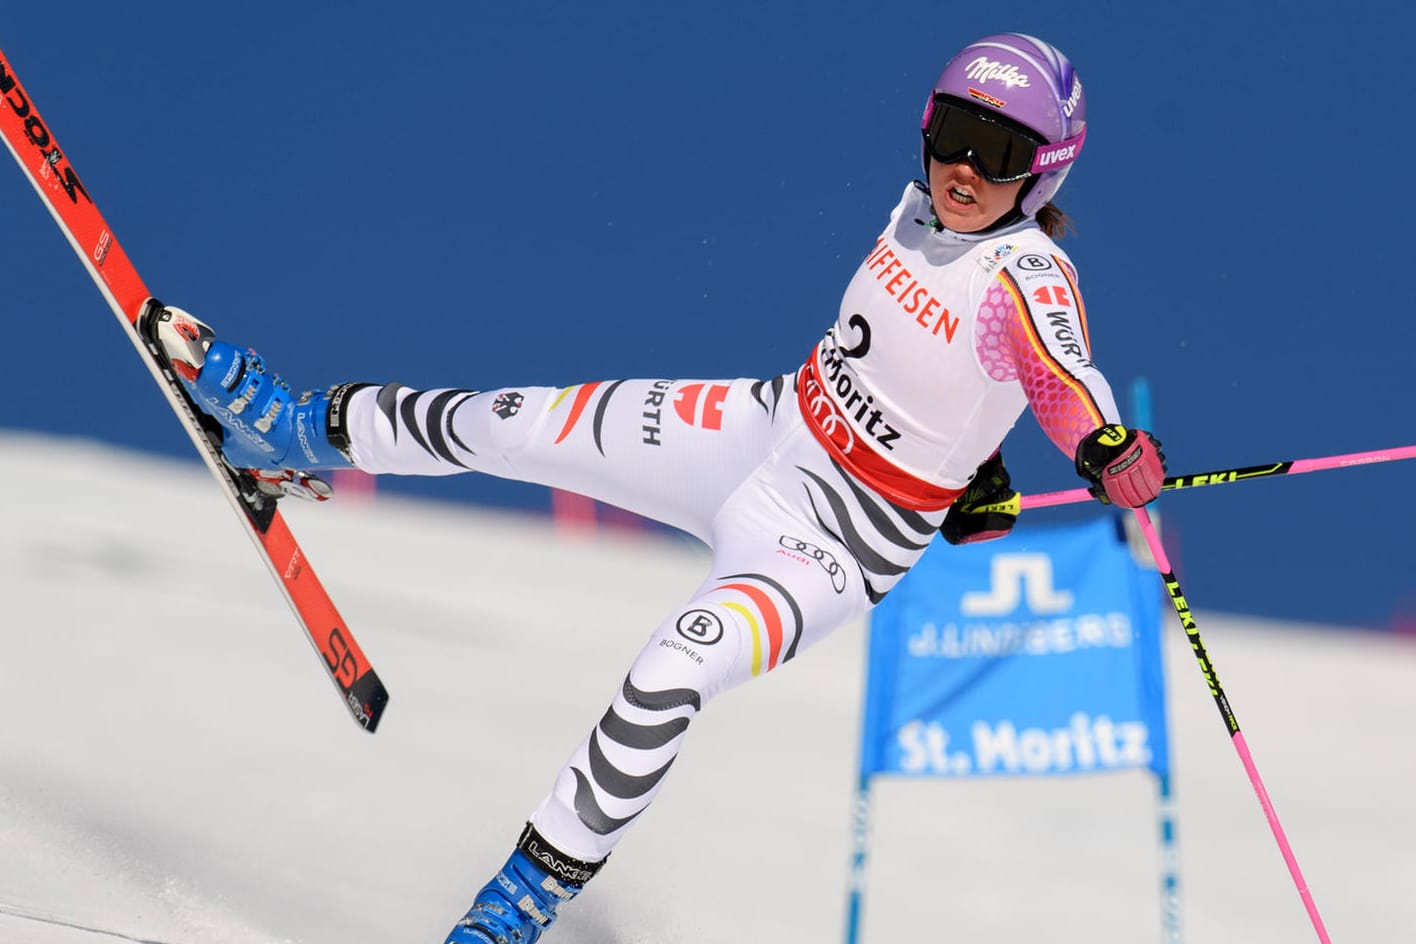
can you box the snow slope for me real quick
[2,432,1412,943]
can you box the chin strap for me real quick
[974,174,1035,233]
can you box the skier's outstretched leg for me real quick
[154,305,790,540]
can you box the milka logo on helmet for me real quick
[963,57,1031,89]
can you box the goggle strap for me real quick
[1028,125,1086,174]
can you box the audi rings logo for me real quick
[803,375,855,454]
[779,535,847,593]
[676,609,724,645]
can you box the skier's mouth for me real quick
[948,186,975,206]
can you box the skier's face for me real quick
[927,159,1027,233]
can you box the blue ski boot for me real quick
[151,305,364,499]
[445,824,605,944]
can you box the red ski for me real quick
[0,46,389,732]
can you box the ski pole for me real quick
[1131,507,1331,942]
[1021,444,1416,510]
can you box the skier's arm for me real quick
[986,265,1120,456]
[982,263,1165,507]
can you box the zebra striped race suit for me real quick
[333,182,1124,863]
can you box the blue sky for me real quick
[2,2,1412,626]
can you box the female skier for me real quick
[155,33,1165,944]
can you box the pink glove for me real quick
[1074,424,1166,508]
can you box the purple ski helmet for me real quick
[921,33,1087,217]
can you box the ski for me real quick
[0,46,389,732]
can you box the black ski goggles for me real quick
[922,96,1084,184]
